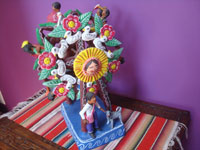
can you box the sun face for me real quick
[73,47,108,83]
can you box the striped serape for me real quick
[8,90,184,150]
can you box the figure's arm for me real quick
[96,102,105,113]
[56,12,62,27]
[79,104,89,123]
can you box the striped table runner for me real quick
[8,90,181,150]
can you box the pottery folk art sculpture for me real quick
[22,2,125,149]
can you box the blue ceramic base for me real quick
[61,97,125,150]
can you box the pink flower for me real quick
[54,84,69,97]
[62,14,81,33]
[108,60,120,73]
[38,52,56,70]
[87,84,99,94]
[100,24,115,40]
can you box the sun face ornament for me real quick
[73,47,108,83]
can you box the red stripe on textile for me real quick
[69,143,78,150]
[57,133,73,146]
[136,117,167,150]
[26,98,66,129]
[14,98,50,124]
[44,120,67,140]
[40,117,64,136]
[115,113,146,149]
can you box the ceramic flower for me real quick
[62,14,81,33]
[108,60,120,73]
[38,52,56,70]
[87,84,99,94]
[100,24,115,40]
[54,84,69,97]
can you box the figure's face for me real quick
[89,96,96,104]
[86,62,98,76]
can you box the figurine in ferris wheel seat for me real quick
[79,92,105,139]
[21,40,44,56]
[47,2,63,26]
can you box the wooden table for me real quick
[0,117,66,150]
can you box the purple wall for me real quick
[0,0,199,149]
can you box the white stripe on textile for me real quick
[7,89,46,120]
[30,105,61,132]
[104,111,140,150]
[163,121,179,150]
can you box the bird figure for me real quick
[51,60,66,77]
[58,40,68,58]
[94,4,110,24]
[93,36,107,50]
[51,47,59,56]
[82,26,97,41]
[64,31,82,45]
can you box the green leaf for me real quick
[48,25,66,38]
[105,38,122,47]
[39,69,51,80]
[39,22,56,27]
[63,10,72,17]
[76,9,82,15]
[105,72,113,83]
[44,38,53,52]
[36,28,44,46]
[109,48,124,62]
[39,66,57,80]
[94,13,103,34]
[33,59,39,70]
[76,90,80,100]
[67,88,75,100]
[43,79,62,88]
[78,11,92,31]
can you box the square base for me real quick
[61,97,125,150]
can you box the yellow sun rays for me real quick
[73,47,108,83]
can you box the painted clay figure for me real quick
[79,92,105,138]
[21,40,44,56]
[47,2,63,26]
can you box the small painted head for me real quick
[86,92,96,104]
[52,2,61,11]
[85,59,99,76]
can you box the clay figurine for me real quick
[106,106,123,128]
[79,92,105,139]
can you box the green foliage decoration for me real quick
[67,88,75,100]
[43,79,62,88]
[105,38,122,47]
[94,13,103,35]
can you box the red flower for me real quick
[54,84,69,97]
[87,84,99,94]
[108,60,120,73]
[100,24,115,40]
[62,14,81,33]
[38,52,56,70]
